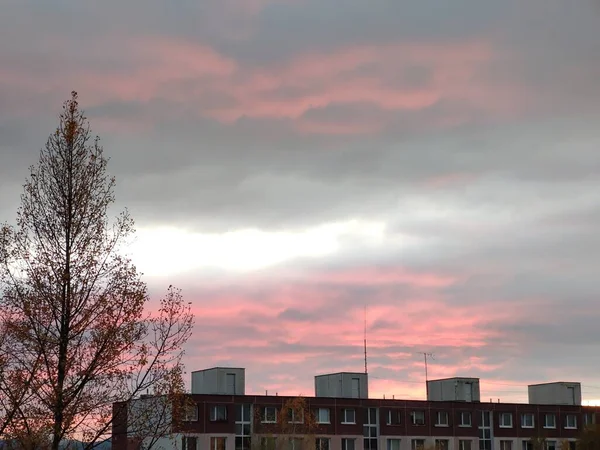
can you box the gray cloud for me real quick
[2,0,600,402]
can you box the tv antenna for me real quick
[416,352,434,397]
[363,305,368,374]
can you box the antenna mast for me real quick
[364,304,368,374]
[417,352,434,398]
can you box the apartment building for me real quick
[111,368,600,450]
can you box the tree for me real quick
[252,397,319,450]
[0,92,194,450]
[577,424,600,450]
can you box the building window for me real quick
[546,441,556,450]
[316,438,330,450]
[183,437,198,450]
[387,409,402,425]
[412,440,425,450]
[261,438,276,450]
[500,413,513,428]
[584,413,595,426]
[342,439,356,450]
[411,410,425,425]
[363,407,378,450]
[288,438,304,450]
[316,408,330,424]
[210,405,228,422]
[522,442,533,450]
[211,438,227,450]
[387,440,401,450]
[521,413,534,428]
[262,406,277,423]
[235,404,251,450]
[565,414,577,429]
[544,414,556,429]
[183,404,198,422]
[436,411,449,427]
[460,411,472,427]
[288,408,304,424]
[459,441,472,450]
[500,442,512,450]
[342,408,356,424]
[436,440,449,450]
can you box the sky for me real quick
[2,0,600,404]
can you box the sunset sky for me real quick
[2,0,600,404]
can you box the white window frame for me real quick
[545,441,556,450]
[459,441,472,450]
[316,438,330,450]
[210,405,228,422]
[500,413,513,428]
[565,414,577,429]
[411,440,425,450]
[387,409,401,425]
[288,438,304,450]
[459,411,472,427]
[261,437,277,450]
[584,412,595,426]
[500,441,513,450]
[262,406,277,423]
[183,404,199,422]
[522,442,533,450]
[411,410,425,425]
[342,408,356,424]
[435,440,449,450]
[544,414,556,429]
[387,439,401,450]
[435,411,449,427]
[342,438,355,450]
[521,413,534,428]
[317,408,330,424]
[210,437,227,450]
[288,408,304,424]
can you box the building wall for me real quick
[528,384,582,406]
[315,373,369,399]
[114,394,600,450]
[427,379,480,403]
[192,368,246,395]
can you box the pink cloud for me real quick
[2,35,529,135]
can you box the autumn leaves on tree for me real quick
[0,92,194,450]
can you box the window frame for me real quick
[459,411,472,427]
[499,413,513,428]
[342,408,356,424]
[210,437,227,450]
[411,410,425,426]
[210,405,228,422]
[288,408,304,424]
[316,408,330,424]
[500,441,512,450]
[341,438,355,450]
[387,409,402,426]
[435,439,449,450]
[521,413,535,429]
[544,413,556,429]
[565,414,577,430]
[261,437,277,450]
[411,439,425,450]
[387,439,401,450]
[262,406,277,423]
[459,441,472,450]
[316,438,330,450]
[183,404,199,422]
[435,411,449,427]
